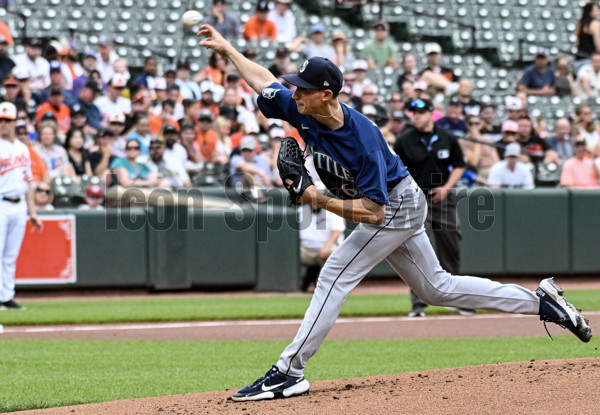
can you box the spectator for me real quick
[198,81,221,117]
[197,52,229,87]
[229,135,272,188]
[420,43,459,96]
[453,79,481,116]
[516,116,560,165]
[139,136,191,189]
[35,86,71,133]
[268,0,296,45]
[75,81,103,134]
[330,30,355,72]
[69,103,94,148]
[496,120,519,159]
[504,96,526,121]
[132,56,158,90]
[151,77,168,109]
[0,18,13,43]
[163,124,188,166]
[174,59,201,100]
[213,115,233,164]
[0,35,14,82]
[383,110,409,149]
[387,91,405,115]
[64,127,92,178]
[357,84,388,127]
[195,108,219,162]
[39,60,77,106]
[243,1,277,41]
[59,41,84,89]
[202,0,241,39]
[575,2,600,66]
[13,37,49,92]
[78,184,105,210]
[108,112,127,157]
[15,121,48,184]
[436,98,467,137]
[298,203,345,292]
[349,59,372,97]
[34,122,70,178]
[487,143,535,189]
[268,47,296,80]
[1,74,25,109]
[126,114,153,156]
[94,73,130,123]
[396,53,419,92]
[559,139,600,189]
[290,23,335,60]
[33,182,54,211]
[110,137,159,188]
[362,20,398,69]
[575,52,600,99]
[95,36,119,84]
[180,122,203,168]
[479,104,502,142]
[554,56,578,97]
[518,48,556,96]
[459,114,499,182]
[88,128,118,181]
[149,99,179,136]
[72,51,97,96]
[574,104,600,154]
[546,118,574,162]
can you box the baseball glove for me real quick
[277,137,314,205]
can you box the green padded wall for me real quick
[504,189,570,274]
[569,190,600,273]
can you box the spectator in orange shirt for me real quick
[149,99,179,135]
[243,1,277,41]
[36,86,71,132]
[15,122,48,183]
[194,109,219,161]
[0,20,13,45]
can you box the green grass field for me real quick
[0,290,598,412]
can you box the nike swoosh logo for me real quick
[301,124,309,130]
[293,176,303,193]
[261,382,286,392]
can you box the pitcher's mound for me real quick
[14,358,600,415]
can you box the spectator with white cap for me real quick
[350,59,372,97]
[95,35,119,84]
[487,143,535,189]
[268,0,297,45]
[358,84,388,127]
[78,184,105,210]
[419,42,459,96]
[289,22,335,60]
[198,80,222,117]
[504,96,526,121]
[107,112,127,157]
[362,20,399,69]
[518,48,556,96]
[94,73,131,123]
[496,119,519,159]
[229,135,272,188]
[151,77,168,110]
[12,37,50,92]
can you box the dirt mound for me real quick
[14,358,600,415]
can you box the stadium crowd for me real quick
[3,0,600,210]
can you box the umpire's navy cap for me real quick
[282,57,343,95]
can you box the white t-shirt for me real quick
[0,138,32,198]
[94,96,131,123]
[95,50,119,84]
[165,143,188,166]
[299,205,345,250]
[268,9,297,44]
[13,54,50,91]
[487,160,535,189]
[576,64,600,98]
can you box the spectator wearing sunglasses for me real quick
[459,114,499,182]
[394,98,470,317]
[110,137,158,188]
[33,182,54,211]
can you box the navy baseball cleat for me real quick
[536,278,592,343]
[232,365,309,402]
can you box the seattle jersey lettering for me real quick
[310,146,358,198]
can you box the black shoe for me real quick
[2,300,26,310]
[232,365,309,402]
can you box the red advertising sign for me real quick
[16,215,76,284]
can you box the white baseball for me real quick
[182,10,202,28]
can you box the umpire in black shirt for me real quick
[394,99,469,317]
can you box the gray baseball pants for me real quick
[277,176,540,377]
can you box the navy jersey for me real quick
[257,83,408,204]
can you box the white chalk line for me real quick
[3,312,599,334]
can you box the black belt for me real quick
[2,196,21,203]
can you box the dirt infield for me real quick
[13,359,600,415]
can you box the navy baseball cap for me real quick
[282,57,343,95]
[408,99,434,112]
